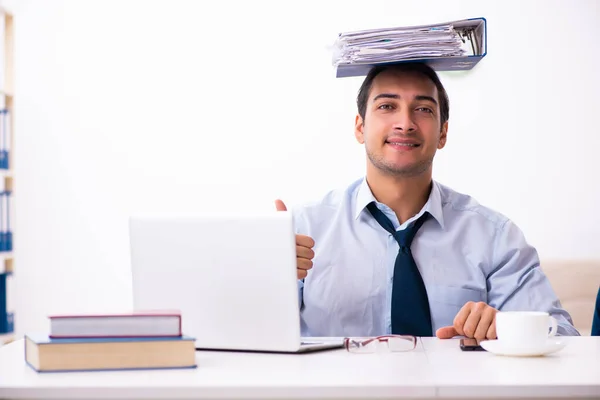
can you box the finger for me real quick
[297,269,308,280]
[296,245,315,260]
[462,302,486,338]
[296,234,315,248]
[275,199,287,212]
[486,317,497,339]
[435,326,459,339]
[453,302,474,336]
[474,306,496,341]
[297,258,313,271]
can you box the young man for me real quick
[276,62,579,340]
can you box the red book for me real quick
[48,310,182,338]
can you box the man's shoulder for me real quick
[294,178,361,212]
[436,181,510,231]
[290,178,362,229]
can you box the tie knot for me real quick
[392,212,430,248]
[366,202,430,250]
[396,244,411,254]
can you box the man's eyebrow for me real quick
[415,95,438,105]
[372,93,438,106]
[372,93,399,102]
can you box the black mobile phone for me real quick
[459,338,485,351]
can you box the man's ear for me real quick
[355,114,365,144]
[438,121,448,149]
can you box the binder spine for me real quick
[0,109,7,170]
[5,191,11,252]
[0,272,13,334]
[0,191,4,252]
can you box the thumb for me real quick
[436,326,459,339]
[274,199,287,212]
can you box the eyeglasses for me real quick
[344,335,417,353]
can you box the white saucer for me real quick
[480,338,566,357]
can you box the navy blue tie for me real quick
[367,202,433,336]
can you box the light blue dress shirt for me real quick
[292,177,579,337]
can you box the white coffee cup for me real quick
[495,311,557,349]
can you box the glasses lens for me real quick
[387,336,415,352]
[346,336,415,353]
[346,337,378,353]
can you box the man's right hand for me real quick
[275,199,315,280]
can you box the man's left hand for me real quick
[435,301,498,340]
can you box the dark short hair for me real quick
[356,62,449,126]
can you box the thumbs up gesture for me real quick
[275,199,315,280]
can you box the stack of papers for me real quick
[331,18,487,77]
[332,23,468,67]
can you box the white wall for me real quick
[9,0,600,335]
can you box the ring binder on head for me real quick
[332,17,487,78]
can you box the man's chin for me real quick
[378,162,431,178]
[367,153,433,178]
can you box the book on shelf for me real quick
[48,310,182,338]
[25,334,197,372]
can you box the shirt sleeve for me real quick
[487,219,580,336]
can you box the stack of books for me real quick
[24,310,197,372]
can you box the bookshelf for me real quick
[0,5,13,346]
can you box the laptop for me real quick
[128,211,344,353]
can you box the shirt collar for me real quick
[354,177,445,229]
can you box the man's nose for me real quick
[393,108,416,132]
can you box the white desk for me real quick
[0,336,599,400]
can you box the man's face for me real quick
[355,70,448,178]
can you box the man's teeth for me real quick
[389,142,418,147]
